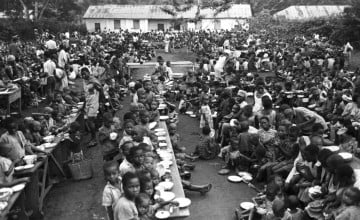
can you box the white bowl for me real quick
[109,132,118,140]
[43,135,55,143]
[23,155,37,165]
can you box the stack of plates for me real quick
[238,172,253,182]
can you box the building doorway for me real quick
[158,24,164,31]
[95,23,101,32]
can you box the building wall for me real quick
[148,20,172,31]
[85,18,248,32]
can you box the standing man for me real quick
[43,52,56,102]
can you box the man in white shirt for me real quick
[43,53,56,102]
[45,35,57,50]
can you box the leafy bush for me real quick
[0,18,87,41]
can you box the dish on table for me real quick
[159,191,175,202]
[240,202,255,210]
[11,183,26,192]
[159,116,169,121]
[173,197,191,208]
[155,210,170,219]
[154,128,165,132]
[43,135,55,143]
[149,122,157,130]
[190,114,197,118]
[157,181,174,191]
[158,136,166,141]
[227,175,243,183]
[14,164,35,171]
[158,142,168,148]
[155,131,167,136]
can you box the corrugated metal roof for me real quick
[273,5,350,20]
[83,4,252,19]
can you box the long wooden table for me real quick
[159,121,190,218]
[127,61,193,75]
[0,88,21,116]
[11,111,81,219]
[0,189,29,220]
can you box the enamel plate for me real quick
[240,202,255,210]
[173,197,191,208]
[155,210,170,219]
[227,175,243,183]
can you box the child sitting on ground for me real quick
[102,161,122,220]
[333,187,360,220]
[286,195,305,220]
[193,126,219,160]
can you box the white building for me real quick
[273,5,350,21]
[83,4,252,32]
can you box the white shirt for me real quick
[43,59,56,77]
[45,40,57,50]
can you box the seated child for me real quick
[333,187,360,220]
[193,126,219,160]
[286,195,305,220]
[220,137,253,172]
[0,143,29,187]
[102,161,122,220]
[113,172,140,220]
[119,120,136,147]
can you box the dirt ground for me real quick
[43,48,257,220]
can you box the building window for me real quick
[133,19,140,29]
[157,24,164,31]
[95,23,101,32]
[114,19,121,30]
[174,24,180,30]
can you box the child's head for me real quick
[287,195,300,211]
[312,123,325,136]
[318,149,334,168]
[138,143,151,153]
[150,100,159,111]
[150,169,160,186]
[342,187,360,206]
[310,135,323,148]
[120,141,134,158]
[168,123,177,135]
[272,199,286,218]
[202,125,211,136]
[302,144,319,163]
[277,125,287,139]
[139,110,150,124]
[259,116,271,131]
[122,172,140,200]
[143,156,154,170]
[103,112,113,128]
[124,120,135,135]
[0,143,12,158]
[127,146,144,167]
[103,161,120,185]
[334,164,355,187]
[266,182,280,202]
[326,154,347,173]
[140,176,154,197]
[135,193,151,216]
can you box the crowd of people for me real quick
[0,27,359,220]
